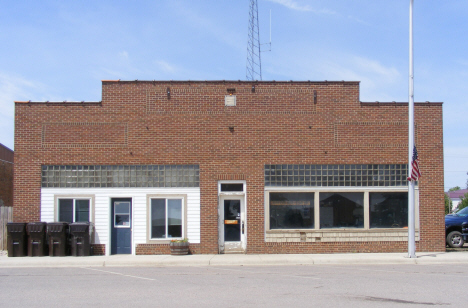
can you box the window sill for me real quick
[266,228,418,234]
[146,239,175,244]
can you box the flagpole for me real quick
[408,0,416,258]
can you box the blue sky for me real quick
[1,0,467,190]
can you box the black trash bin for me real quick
[69,222,93,256]
[26,222,48,257]
[7,223,27,257]
[47,222,69,257]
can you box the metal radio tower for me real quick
[246,0,262,81]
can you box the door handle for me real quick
[242,221,245,234]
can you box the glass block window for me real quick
[42,165,199,188]
[264,164,408,187]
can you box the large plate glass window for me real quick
[369,192,408,228]
[319,192,364,228]
[150,198,183,239]
[270,192,314,229]
[58,199,90,223]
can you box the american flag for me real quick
[407,146,421,181]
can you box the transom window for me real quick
[58,199,90,223]
[150,198,183,239]
[220,183,244,192]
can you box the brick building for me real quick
[0,143,14,208]
[14,80,444,255]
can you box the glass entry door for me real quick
[219,196,245,253]
[224,200,241,242]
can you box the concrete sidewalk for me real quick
[1,251,468,267]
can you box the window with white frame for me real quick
[150,198,184,239]
[58,198,90,223]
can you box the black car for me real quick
[445,207,468,248]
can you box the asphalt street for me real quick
[0,263,464,307]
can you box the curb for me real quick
[1,252,468,268]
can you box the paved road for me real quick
[0,264,463,307]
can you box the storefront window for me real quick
[270,192,314,229]
[319,192,364,228]
[369,192,408,228]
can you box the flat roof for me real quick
[15,101,101,104]
[101,79,361,84]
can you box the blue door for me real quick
[111,198,132,254]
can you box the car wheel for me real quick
[447,231,465,248]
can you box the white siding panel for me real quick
[94,196,110,245]
[41,187,201,251]
[186,191,201,243]
[132,194,147,245]
[40,193,55,222]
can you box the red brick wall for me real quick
[14,81,445,253]
[91,244,106,256]
[42,123,127,146]
[0,143,14,163]
[136,243,201,255]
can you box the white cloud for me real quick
[456,59,468,66]
[95,68,127,79]
[264,0,370,26]
[310,55,401,101]
[265,46,403,102]
[118,51,129,60]
[93,51,144,80]
[0,72,51,149]
[155,60,176,74]
[0,73,47,116]
[351,56,399,81]
[172,3,246,51]
[347,15,370,26]
[264,0,336,14]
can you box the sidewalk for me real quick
[1,251,468,268]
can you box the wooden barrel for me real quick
[170,242,189,255]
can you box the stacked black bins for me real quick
[26,222,48,257]
[47,222,69,256]
[6,223,27,257]
[69,222,93,256]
